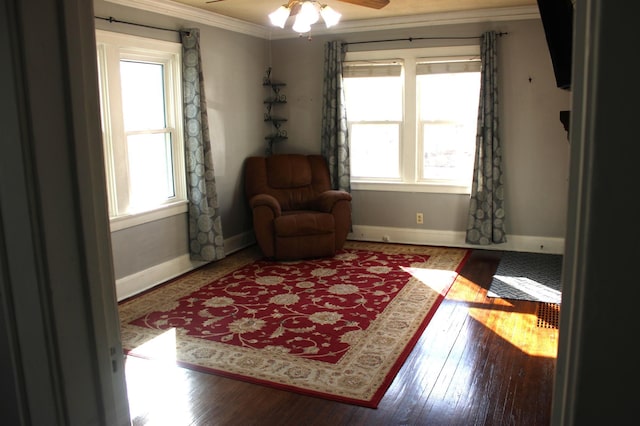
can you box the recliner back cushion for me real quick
[244,154,332,212]
[266,155,312,188]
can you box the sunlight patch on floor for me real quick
[467,305,558,358]
[402,266,459,294]
[446,275,558,358]
[129,327,178,361]
[125,328,196,425]
[490,274,562,304]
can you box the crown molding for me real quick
[104,0,270,38]
[270,5,541,40]
[105,0,540,40]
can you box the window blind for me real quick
[416,57,481,75]
[343,60,403,78]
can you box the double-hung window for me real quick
[343,46,481,194]
[96,30,187,231]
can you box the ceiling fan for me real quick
[334,0,390,8]
[204,0,389,33]
[205,0,390,9]
[273,0,390,32]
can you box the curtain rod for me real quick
[343,32,508,46]
[94,16,188,35]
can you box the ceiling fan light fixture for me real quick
[269,1,341,32]
[320,5,341,28]
[292,16,312,33]
[299,1,320,25]
[268,5,290,28]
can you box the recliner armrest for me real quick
[249,194,282,216]
[311,190,352,213]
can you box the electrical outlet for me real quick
[416,212,424,224]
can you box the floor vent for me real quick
[536,303,560,329]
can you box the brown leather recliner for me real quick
[244,154,352,260]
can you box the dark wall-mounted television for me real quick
[536,0,574,90]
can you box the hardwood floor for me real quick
[123,248,558,426]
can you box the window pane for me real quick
[127,133,175,212]
[350,123,400,178]
[418,71,480,181]
[120,61,166,131]
[343,76,402,121]
[344,73,403,179]
[422,123,475,181]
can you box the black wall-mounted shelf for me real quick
[263,68,287,155]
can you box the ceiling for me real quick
[169,0,537,28]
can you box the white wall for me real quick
[270,19,570,253]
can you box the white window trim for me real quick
[109,201,188,232]
[351,181,472,194]
[96,30,187,230]
[345,45,480,195]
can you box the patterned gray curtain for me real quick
[465,31,507,245]
[321,40,350,193]
[180,29,225,261]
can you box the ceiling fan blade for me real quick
[338,0,390,9]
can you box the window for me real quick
[343,46,481,194]
[96,30,187,231]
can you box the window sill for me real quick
[351,181,471,195]
[109,200,188,232]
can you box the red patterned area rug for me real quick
[118,241,470,408]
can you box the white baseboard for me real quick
[116,231,255,301]
[348,225,564,254]
[117,226,564,301]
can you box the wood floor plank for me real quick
[124,247,558,426]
